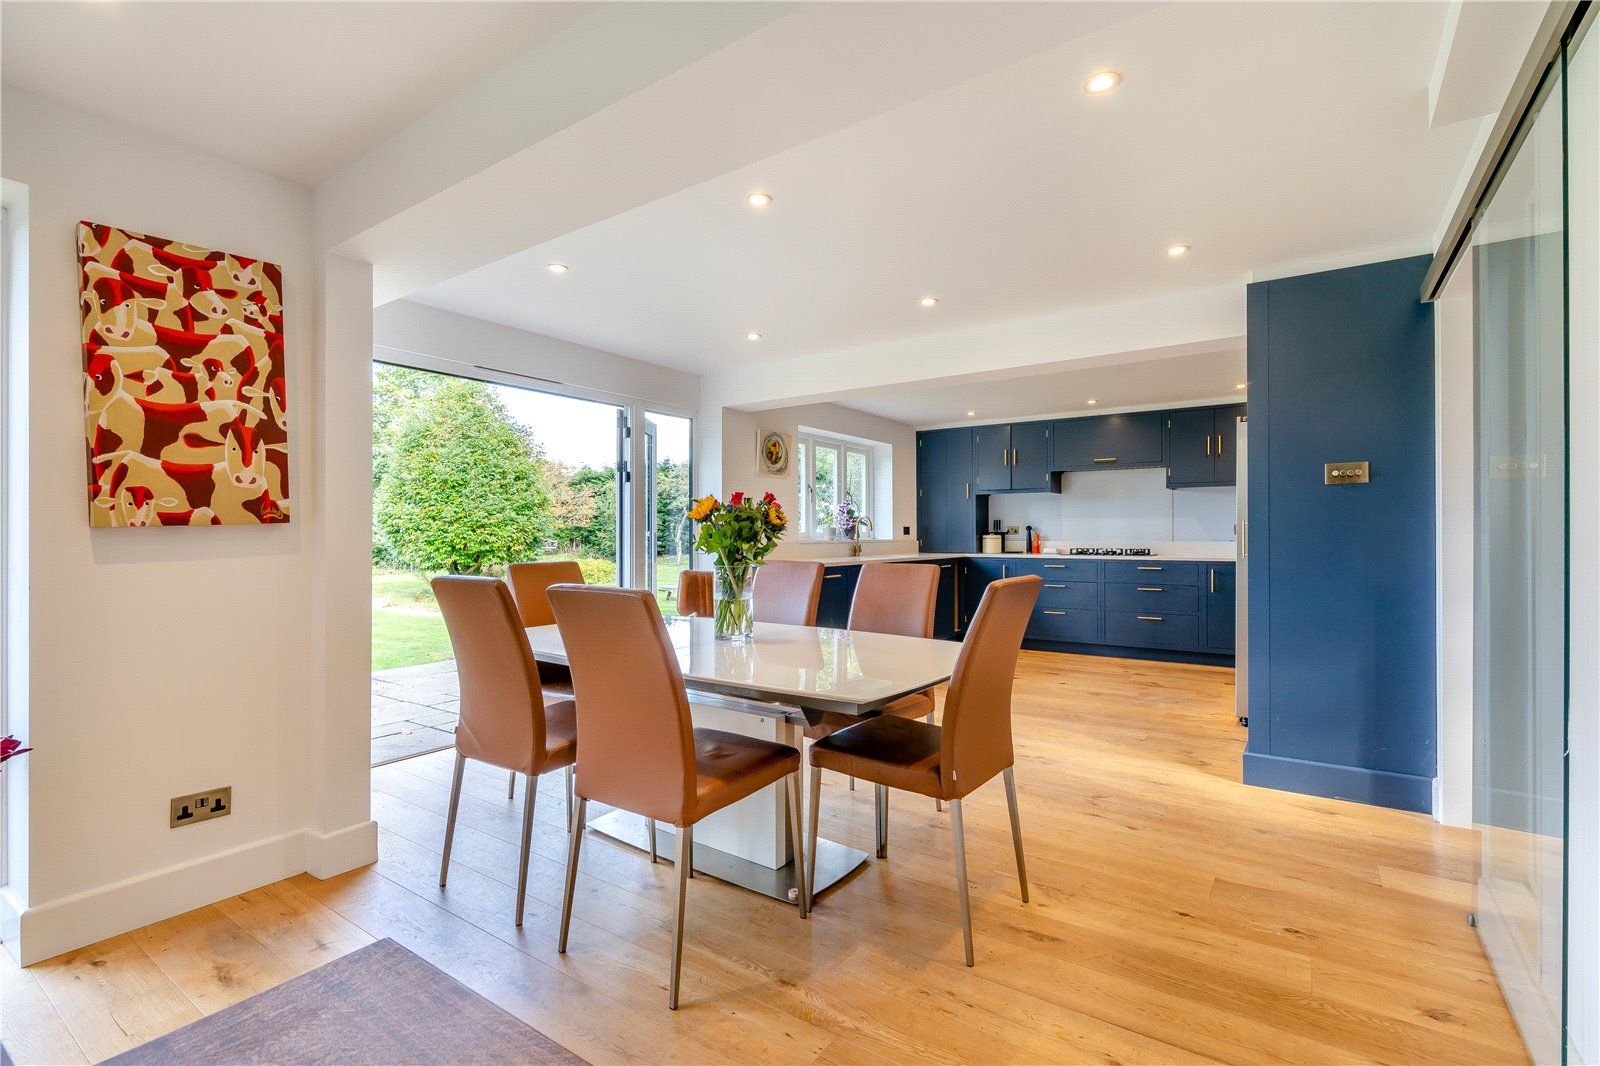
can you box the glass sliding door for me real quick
[1471,59,1567,1065]
[644,411,692,611]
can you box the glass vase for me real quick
[713,563,757,644]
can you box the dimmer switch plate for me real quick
[170,786,232,828]
[1324,461,1370,485]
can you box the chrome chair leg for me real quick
[807,765,822,905]
[647,819,659,863]
[515,772,537,926]
[669,825,692,1009]
[565,765,574,832]
[558,796,588,953]
[1003,767,1028,903]
[786,772,809,917]
[928,713,943,812]
[439,751,466,887]
[874,784,889,859]
[950,798,974,967]
[508,768,516,800]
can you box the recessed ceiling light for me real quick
[1166,244,1190,257]
[747,192,773,208]
[966,410,976,418]
[920,296,939,307]
[547,262,569,274]
[746,331,762,341]
[1083,71,1121,95]
[1086,399,1099,406]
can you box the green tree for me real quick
[375,378,551,574]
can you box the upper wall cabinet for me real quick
[1050,412,1164,472]
[917,427,986,552]
[1166,404,1246,488]
[974,422,1057,493]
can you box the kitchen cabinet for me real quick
[816,565,860,629]
[929,558,962,639]
[916,428,984,552]
[1051,412,1165,471]
[1166,404,1246,487]
[1205,563,1236,653]
[973,421,1057,493]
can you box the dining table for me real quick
[524,614,962,905]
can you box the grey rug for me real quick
[106,938,584,1065]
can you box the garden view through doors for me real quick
[368,363,690,765]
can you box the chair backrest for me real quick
[431,576,545,774]
[753,560,824,626]
[848,563,938,638]
[546,585,698,824]
[506,560,586,628]
[677,569,713,617]
[939,575,1041,797]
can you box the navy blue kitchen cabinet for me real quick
[816,565,859,629]
[1205,563,1235,653]
[973,422,1057,493]
[916,428,984,552]
[930,558,961,639]
[1051,412,1165,471]
[1166,404,1246,487]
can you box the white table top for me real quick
[525,616,961,717]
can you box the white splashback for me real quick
[987,468,1236,544]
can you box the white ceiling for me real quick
[837,348,1247,427]
[0,1,593,185]
[407,1,1481,376]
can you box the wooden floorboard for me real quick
[3,650,1528,1064]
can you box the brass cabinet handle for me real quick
[824,574,843,580]
[1137,565,1163,571]
[1093,457,1118,463]
[965,482,970,499]
[1044,563,1066,569]
[1210,569,1216,594]
[1137,586,1163,592]
[1206,435,1212,456]
[1043,582,1067,589]
[1011,448,1019,466]
[1217,433,1224,456]
[1042,610,1066,616]
[940,563,952,569]
[1002,447,1009,466]
[1137,615,1164,622]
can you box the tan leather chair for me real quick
[504,560,585,801]
[432,576,579,927]
[806,575,1041,966]
[752,560,824,626]
[805,563,943,814]
[547,585,808,1009]
[676,569,713,617]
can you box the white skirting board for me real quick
[5,821,377,966]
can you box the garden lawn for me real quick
[372,608,454,672]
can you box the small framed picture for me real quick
[758,429,791,477]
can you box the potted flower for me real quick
[688,490,787,643]
[833,499,873,556]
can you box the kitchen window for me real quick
[796,431,874,538]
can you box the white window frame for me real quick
[796,431,874,539]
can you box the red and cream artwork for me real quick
[78,222,290,527]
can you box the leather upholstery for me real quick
[547,584,801,826]
[752,560,824,626]
[507,560,584,693]
[677,570,713,617]
[431,576,578,777]
[810,575,1041,800]
[804,563,940,740]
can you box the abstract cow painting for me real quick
[78,222,290,527]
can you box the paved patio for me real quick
[371,660,460,766]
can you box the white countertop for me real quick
[796,549,1237,566]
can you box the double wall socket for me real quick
[170,786,232,828]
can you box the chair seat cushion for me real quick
[691,727,801,822]
[537,660,574,695]
[801,690,934,741]
[541,698,578,770]
[809,714,944,799]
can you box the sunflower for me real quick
[688,495,720,522]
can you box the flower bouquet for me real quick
[688,490,787,643]
[0,735,31,772]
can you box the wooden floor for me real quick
[4,652,1527,1065]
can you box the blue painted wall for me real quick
[1245,256,1437,813]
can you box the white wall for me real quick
[720,402,918,557]
[1,89,374,964]
[988,469,1235,546]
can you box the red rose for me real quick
[729,491,745,506]
[0,735,31,765]
[762,491,777,505]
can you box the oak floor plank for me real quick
[1,948,89,1065]
[27,934,202,1063]
[130,905,297,1015]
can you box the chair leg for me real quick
[564,766,574,831]
[849,776,855,791]
[508,768,516,800]
[786,771,809,917]
[950,798,974,967]
[874,784,889,859]
[669,825,693,1010]
[515,772,537,927]
[647,819,659,863]
[558,796,588,953]
[1003,767,1029,903]
[439,751,466,887]
[807,764,822,906]
[928,713,943,813]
